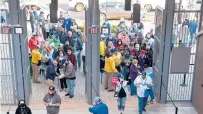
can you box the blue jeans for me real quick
[117,97,127,111]
[189,32,194,45]
[66,79,75,96]
[149,87,155,102]
[130,79,136,95]
[77,51,81,68]
[137,96,148,114]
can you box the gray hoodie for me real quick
[64,62,76,79]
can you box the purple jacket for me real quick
[130,64,138,80]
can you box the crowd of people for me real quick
[100,18,154,114]
[28,5,84,100]
[28,5,155,114]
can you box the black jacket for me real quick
[15,106,32,114]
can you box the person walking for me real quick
[104,51,118,92]
[64,60,76,98]
[144,64,155,104]
[115,76,128,114]
[31,46,41,83]
[43,86,61,114]
[89,97,109,114]
[45,60,58,87]
[129,58,139,96]
[134,71,153,114]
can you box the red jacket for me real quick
[28,37,39,51]
[67,52,77,67]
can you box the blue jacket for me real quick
[46,63,56,81]
[59,33,67,45]
[89,102,109,114]
[64,18,72,32]
[189,20,198,34]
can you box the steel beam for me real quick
[160,0,175,103]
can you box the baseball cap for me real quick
[94,97,101,103]
[49,86,55,91]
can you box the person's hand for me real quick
[92,102,96,106]
[45,103,50,106]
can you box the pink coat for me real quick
[117,32,130,45]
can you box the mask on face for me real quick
[68,51,71,55]
[109,37,112,39]
[118,42,122,44]
[60,53,63,56]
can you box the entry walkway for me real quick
[28,70,140,110]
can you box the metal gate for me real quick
[154,1,203,103]
[0,1,31,105]
[153,6,167,102]
[0,7,17,104]
[167,10,202,101]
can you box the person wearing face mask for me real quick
[116,39,124,51]
[15,100,32,114]
[129,43,138,58]
[63,40,73,54]
[43,86,61,114]
[114,76,129,114]
[45,60,59,87]
[63,15,72,32]
[130,58,139,96]
[66,48,77,70]
[56,51,67,91]
[134,71,153,114]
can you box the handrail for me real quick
[161,81,178,114]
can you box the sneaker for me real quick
[69,95,74,98]
[143,109,146,112]
[150,101,154,104]
[36,81,41,83]
[65,93,70,96]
